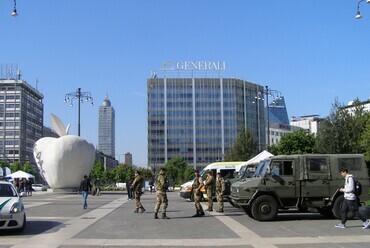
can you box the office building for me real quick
[0,78,43,165]
[290,115,321,136]
[98,95,115,158]
[147,77,266,169]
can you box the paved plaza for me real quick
[1,191,370,248]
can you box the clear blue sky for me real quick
[1,0,369,167]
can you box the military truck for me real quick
[229,154,370,221]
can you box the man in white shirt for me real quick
[335,168,369,229]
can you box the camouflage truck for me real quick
[229,154,370,221]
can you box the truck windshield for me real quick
[254,161,270,177]
[239,166,256,179]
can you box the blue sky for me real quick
[1,0,369,167]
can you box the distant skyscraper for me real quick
[98,95,115,157]
[125,152,132,166]
[268,96,289,125]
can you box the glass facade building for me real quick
[147,77,265,169]
[98,96,115,158]
[0,79,44,165]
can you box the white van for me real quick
[179,161,245,201]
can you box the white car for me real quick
[0,181,26,232]
[32,184,44,191]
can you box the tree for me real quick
[268,129,316,155]
[360,114,370,161]
[183,166,195,181]
[316,99,369,154]
[90,160,105,180]
[164,157,187,184]
[10,161,22,173]
[225,127,258,161]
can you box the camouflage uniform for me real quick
[132,172,145,213]
[192,174,204,217]
[154,169,170,219]
[215,176,225,212]
[205,174,215,211]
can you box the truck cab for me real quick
[229,154,369,221]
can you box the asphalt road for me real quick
[1,190,370,248]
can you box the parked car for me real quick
[0,180,26,232]
[32,184,45,191]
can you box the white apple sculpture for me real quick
[33,114,95,189]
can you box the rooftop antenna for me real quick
[16,69,22,80]
[36,78,39,90]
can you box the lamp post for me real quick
[356,0,370,19]
[64,88,93,136]
[264,86,282,147]
[252,90,264,152]
[11,0,17,16]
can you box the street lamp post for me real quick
[264,86,282,147]
[253,90,264,152]
[64,88,93,136]
[356,0,370,19]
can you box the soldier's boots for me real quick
[216,209,224,213]
[140,207,146,213]
[134,208,139,213]
[162,213,170,219]
[200,211,205,216]
[192,211,201,217]
[207,207,213,212]
[154,212,159,219]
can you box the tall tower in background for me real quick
[98,95,115,158]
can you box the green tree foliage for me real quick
[0,161,9,170]
[113,164,135,183]
[268,129,316,155]
[225,127,258,161]
[10,161,22,173]
[183,166,195,181]
[90,160,105,180]
[136,167,152,180]
[316,99,369,154]
[163,157,187,184]
[360,114,370,161]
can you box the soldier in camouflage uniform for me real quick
[154,168,170,219]
[132,170,146,213]
[192,170,205,217]
[215,172,225,212]
[204,171,215,211]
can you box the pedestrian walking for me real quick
[126,176,133,200]
[78,175,92,209]
[205,171,215,211]
[192,170,205,217]
[95,178,101,196]
[27,178,33,196]
[335,168,370,229]
[149,176,154,193]
[132,171,146,213]
[154,168,170,219]
[215,172,225,213]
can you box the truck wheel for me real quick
[243,206,253,218]
[317,207,333,218]
[251,195,278,221]
[332,195,355,220]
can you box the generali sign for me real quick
[160,61,226,71]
